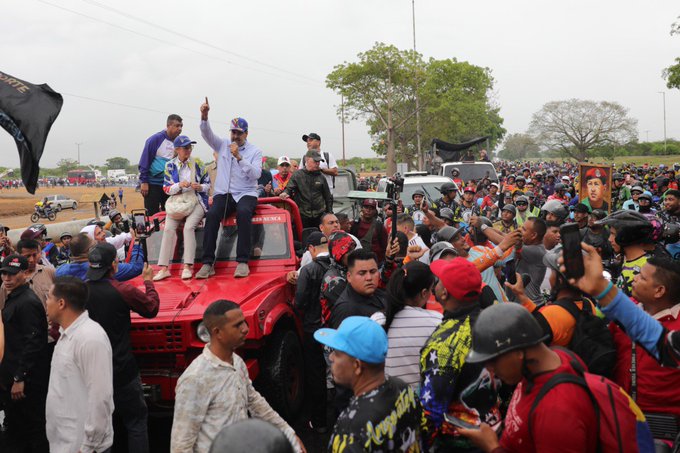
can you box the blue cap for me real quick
[230,117,248,132]
[314,317,387,364]
[173,135,196,148]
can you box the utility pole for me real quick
[341,94,346,166]
[412,0,423,171]
[644,130,650,142]
[75,142,84,165]
[658,91,667,153]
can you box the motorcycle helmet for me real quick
[467,303,549,363]
[540,200,568,222]
[595,210,654,246]
[108,209,122,222]
[21,223,47,241]
[411,189,425,200]
[439,182,457,194]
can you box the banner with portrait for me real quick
[579,164,612,213]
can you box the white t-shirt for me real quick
[319,150,338,194]
[371,306,443,390]
[408,233,430,264]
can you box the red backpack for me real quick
[529,348,655,453]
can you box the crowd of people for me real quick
[1,101,680,453]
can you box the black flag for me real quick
[0,71,63,194]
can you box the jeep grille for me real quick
[130,323,184,352]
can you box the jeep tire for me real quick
[258,329,304,421]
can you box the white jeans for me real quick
[158,202,205,266]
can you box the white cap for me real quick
[561,175,570,181]
[277,156,291,166]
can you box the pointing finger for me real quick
[205,96,209,104]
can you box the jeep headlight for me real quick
[196,322,210,343]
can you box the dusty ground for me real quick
[0,186,144,230]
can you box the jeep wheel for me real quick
[258,329,304,421]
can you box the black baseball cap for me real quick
[0,224,9,234]
[302,133,321,142]
[304,151,324,162]
[305,231,328,248]
[0,254,28,275]
[86,242,117,281]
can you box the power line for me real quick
[82,0,322,86]
[61,91,292,135]
[37,0,321,88]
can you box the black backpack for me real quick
[549,298,617,378]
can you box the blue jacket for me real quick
[138,130,175,185]
[56,243,144,282]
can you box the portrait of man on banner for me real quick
[579,164,612,212]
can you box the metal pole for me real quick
[658,91,667,153]
[412,0,423,171]
[341,94,346,166]
[644,130,650,142]
[75,142,83,164]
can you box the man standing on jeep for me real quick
[280,151,332,229]
[196,97,262,279]
[302,132,338,194]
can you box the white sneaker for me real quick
[234,263,250,278]
[153,268,171,281]
[181,268,193,280]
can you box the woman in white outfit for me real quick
[154,135,210,280]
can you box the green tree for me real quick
[327,43,423,176]
[499,133,540,160]
[56,158,79,172]
[106,157,131,169]
[664,17,680,90]
[529,99,637,162]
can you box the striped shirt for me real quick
[372,306,443,389]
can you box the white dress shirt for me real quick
[46,311,114,453]
[171,345,300,453]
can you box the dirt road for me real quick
[0,186,145,230]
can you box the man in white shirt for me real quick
[396,213,430,263]
[45,276,114,453]
[171,300,305,453]
[302,132,338,194]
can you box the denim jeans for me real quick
[113,375,148,453]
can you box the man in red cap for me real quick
[350,199,388,263]
[420,257,502,451]
[459,186,481,222]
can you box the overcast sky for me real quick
[2,0,679,169]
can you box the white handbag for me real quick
[165,160,199,220]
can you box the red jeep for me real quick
[128,198,305,420]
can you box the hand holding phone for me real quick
[444,413,479,430]
[560,223,585,280]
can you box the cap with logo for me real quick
[431,257,482,302]
[304,151,324,162]
[173,135,196,148]
[230,117,248,133]
[302,133,321,142]
[86,242,118,281]
[314,316,388,364]
[277,156,291,166]
[0,254,29,275]
[21,224,47,240]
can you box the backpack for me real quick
[551,298,617,378]
[529,348,655,453]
